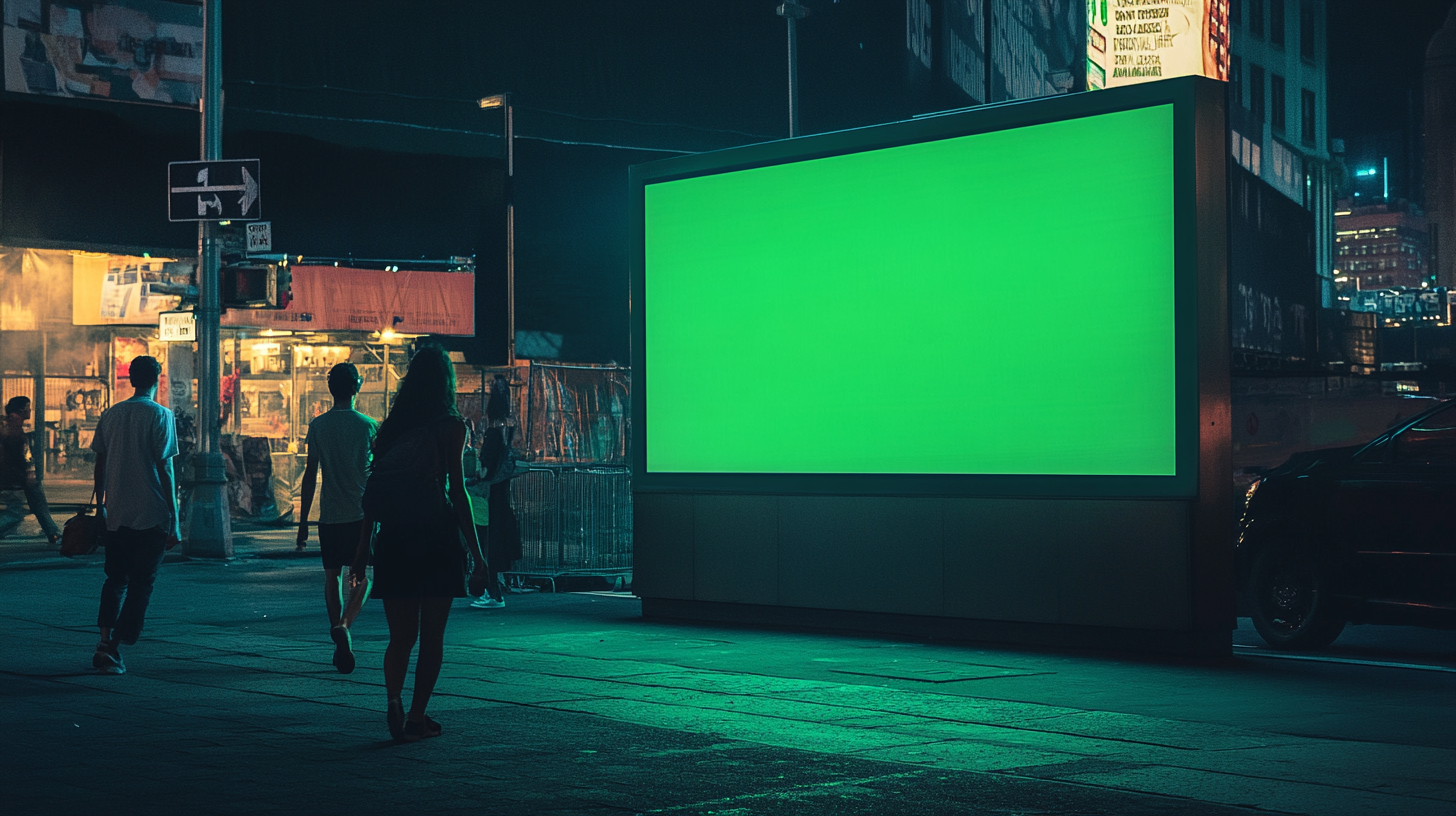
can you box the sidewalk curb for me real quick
[0,549,305,572]
[0,555,101,572]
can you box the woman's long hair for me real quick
[373,345,459,455]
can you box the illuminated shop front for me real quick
[0,246,190,482]
[0,247,475,520]
[222,261,475,435]
[219,263,476,519]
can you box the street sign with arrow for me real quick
[168,159,261,221]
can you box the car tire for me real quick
[1247,544,1345,651]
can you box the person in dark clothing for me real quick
[352,346,488,742]
[0,396,61,545]
[471,375,521,608]
[90,356,179,675]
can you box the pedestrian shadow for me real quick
[0,668,110,680]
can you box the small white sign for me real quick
[159,311,197,342]
[245,221,273,252]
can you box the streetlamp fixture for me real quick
[776,2,809,137]
[479,93,516,363]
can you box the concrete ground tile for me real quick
[612,683,932,728]
[443,675,613,705]
[848,739,1076,772]
[585,666,845,698]
[768,682,1085,725]
[1039,709,1281,751]
[1065,764,1455,816]
[873,718,1138,759]
[1182,740,1456,801]
[553,696,951,757]
[416,694,510,713]
[463,654,663,685]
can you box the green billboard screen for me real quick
[642,103,1178,479]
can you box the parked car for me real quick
[1237,398,1456,650]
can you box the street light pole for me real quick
[186,0,233,558]
[777,2,809,137]
[478,93,515,364]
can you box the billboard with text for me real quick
[221,266,475,335]
[3,0,202,106]
[1085,0,1227,90]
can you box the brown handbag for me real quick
[59,491,104,557]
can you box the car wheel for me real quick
[1248,545,1345,651]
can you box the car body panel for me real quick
[1238,398,1456,631]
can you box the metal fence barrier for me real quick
[505,463,632,587]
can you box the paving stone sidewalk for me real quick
[3,554,1453,815]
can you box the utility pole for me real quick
[778,2,809,137]
[186,0,233,559]
[505,95,515,364]
[477,93,515,363]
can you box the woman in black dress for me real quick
[351,346,487,742]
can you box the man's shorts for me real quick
[318,520,366,571]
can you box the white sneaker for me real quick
[470,596,505,609]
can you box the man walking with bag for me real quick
[296,363,377,673]
[91,356,179,675]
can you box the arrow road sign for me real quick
[168,159,262,221]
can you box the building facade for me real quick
[1334,200,1432,291]
[1227,0,1335,308]
[1427,5,1456,291]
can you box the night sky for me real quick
[1327,0,1454,140]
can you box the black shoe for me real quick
[330,626,355,674]
[92,642,124,675]
[403,715,441,741]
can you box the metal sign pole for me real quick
[185,0,233,558]
[506,93,516,365]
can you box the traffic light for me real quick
[276,261,292,309]
[221,255,291,309]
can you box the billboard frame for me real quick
[630,76,1222,500]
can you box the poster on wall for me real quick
[112,335,167,403]
[99,257,184,321]
[2,0,203,106]
[1085,0,1228,90]
[221,266,476,335]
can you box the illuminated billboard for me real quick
[1085,0,1228,90]
[2,0,203,106]
[632,79,1214,498]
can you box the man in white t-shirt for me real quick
[297,363,377,673]
[90,355,179,675]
